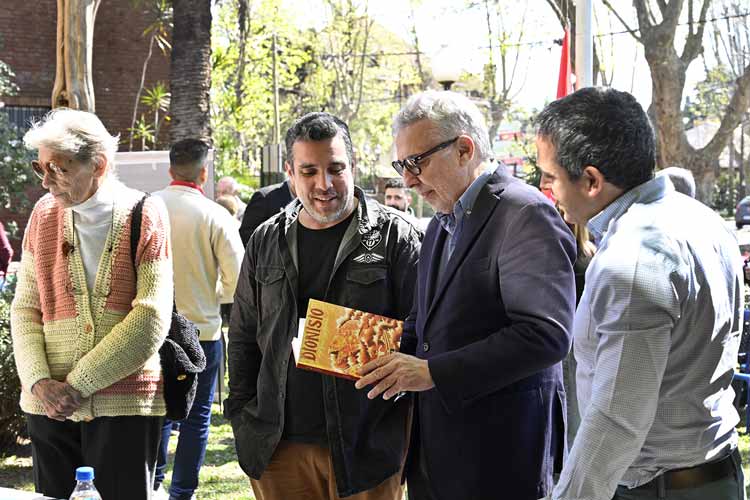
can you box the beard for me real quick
[301,187,355,225]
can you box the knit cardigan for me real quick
[11,186,174,421]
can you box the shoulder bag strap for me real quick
[130,194,149,270]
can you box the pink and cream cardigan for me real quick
[11,187,173,420]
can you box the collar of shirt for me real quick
[170,180,205,195]
[436,164,494,235]
[71,177,116,222]
[586,175,672,244]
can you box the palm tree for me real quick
[170,0,212,144]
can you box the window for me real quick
[0,106,50,133]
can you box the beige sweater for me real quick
[11,187,174,420]
[154,185,244,341]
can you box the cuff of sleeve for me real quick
[66,369,97,398]
[24,370,51,395]
[400,336,417,355]
[428,354,463,414]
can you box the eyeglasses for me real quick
[391,137,459,176]
[31,160,66,180]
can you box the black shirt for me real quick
[282,211,354,444]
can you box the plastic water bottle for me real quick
[69,466,102,500]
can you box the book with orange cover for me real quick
[292,299,403,381]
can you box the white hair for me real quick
[23,108,120,171]
[217,176,239,196]
[656,166,696,198]
[392,90,492,162]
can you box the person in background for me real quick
[216,176,247,221]
[12,108,173,500]
[226,112,421,500]
[357,90,576,500]
[153,139,244,500]
[238,179,295,247]
[216,194,239,218]
[383,177,414,215]
[538,87,744,500]
[215,194,241,326]
[557,206,596,447]
[0,221,13,285]
[656,166,696,198]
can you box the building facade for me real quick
[0,0,171,256]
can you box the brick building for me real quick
[0,0,171,256]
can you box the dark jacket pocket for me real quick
[255,266,286,317]
[346,266,387,285]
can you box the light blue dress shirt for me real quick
[553,176,743,499]
[435,164,495,260]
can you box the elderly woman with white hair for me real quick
[216,175,247,221]
[11,109,173,499]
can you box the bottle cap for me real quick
[75,466,94,481]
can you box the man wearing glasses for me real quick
[357,91,577,500]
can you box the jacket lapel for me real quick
[423,223,446,306]
[423,178,502,328]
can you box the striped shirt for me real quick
[553,176,743,499]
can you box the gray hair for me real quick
[24,108,119,170]
[656,166,696,198]
[217,176,239,195]
[392,90,492,162]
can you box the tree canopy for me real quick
[210,0,423,187]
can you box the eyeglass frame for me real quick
[31,160,67,180]
[391,136,460,176]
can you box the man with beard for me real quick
[225,112,422,500]
[383,178,414,215]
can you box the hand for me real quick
[355,353,434,400]
[31,379,83,420]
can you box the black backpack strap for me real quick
[130,194,149,270]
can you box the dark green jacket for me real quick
[225,187,421,497]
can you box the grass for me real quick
[0,452,33,492]
[1,404,256,499]
[161,407,255,499]
[5,408,750,497]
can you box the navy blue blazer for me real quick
[401,166,577,500]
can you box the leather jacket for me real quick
[225,187,421,497]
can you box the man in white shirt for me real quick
[153,139,245,500]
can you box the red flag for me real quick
[557,27,572,99]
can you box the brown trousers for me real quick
[250,441,404,500]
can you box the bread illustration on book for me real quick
[292,299,402,380]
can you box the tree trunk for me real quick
[170,0,212,144]
[690,155,718,202]
[599,0,750,204]
[52,0,101,111]
[641,37,693,172]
